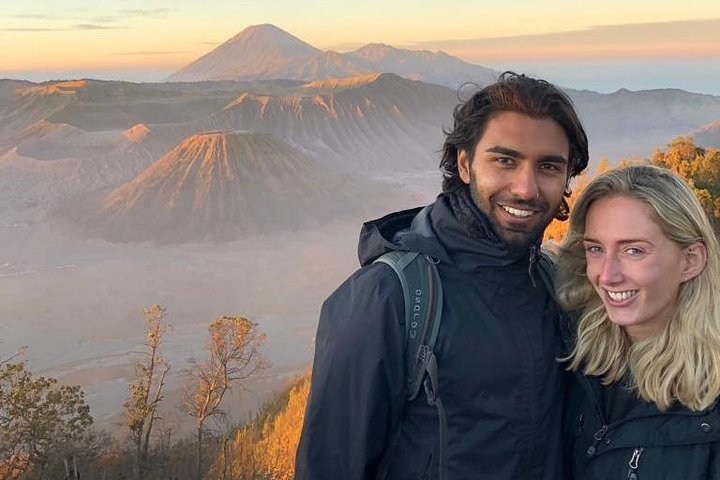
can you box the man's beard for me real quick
[468,181,557,247]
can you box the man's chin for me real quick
[497,227,542,247]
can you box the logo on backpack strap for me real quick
[410,288,423,339]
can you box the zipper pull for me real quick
[626,447,644,480]
[528,245,538,287]
[586,425,608,457]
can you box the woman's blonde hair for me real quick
[557,164,720,411]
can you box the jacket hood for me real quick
[357,193,539,271]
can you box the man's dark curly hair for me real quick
[440,72,589,220]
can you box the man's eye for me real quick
[540,163,560,172]
[496,157,514,165]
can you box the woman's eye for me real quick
[625,247,644,256]
[584,245,601,254]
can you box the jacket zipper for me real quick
[586,424,608,456]
[527,244,537,287]
[626,447,644,480]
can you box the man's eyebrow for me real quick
[484,145,568,164]
[541,155,568,165]
[485,145,523,158]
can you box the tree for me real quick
[595,157,612,175]
[183,316,268,480]
[124,304,171,480]
[652,137,720,229]
[253,374,310,480]
[544,171,591,245]
[0,361,93,478]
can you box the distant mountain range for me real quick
[569,88,720,161]
[1,27,719,243]
[166,24,498,88]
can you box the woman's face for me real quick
[583,195,691,341]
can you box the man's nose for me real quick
[509,166,540,201]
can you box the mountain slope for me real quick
[691,120,720,148]
[208,73,456,173]
[167,24,323,82]
[60,131,398,243]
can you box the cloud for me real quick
[10,14,69,20]
[410,18,720,61]
[2,27,64,32]
[120,8,176,18]
[73,24,123,30]
[82,8,177,25]
[112,51,189,56]
[89,15,122,23]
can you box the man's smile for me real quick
[500,205,538,218]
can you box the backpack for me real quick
[373,247,556,480]
[374,251,446,479]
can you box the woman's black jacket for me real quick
[562,318,720,479]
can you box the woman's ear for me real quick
[457,149,471,185]
[682,241,708,282]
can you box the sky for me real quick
[2,0,719,94]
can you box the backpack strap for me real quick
[374,251,447,480]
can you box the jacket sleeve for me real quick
[295,264,407,480]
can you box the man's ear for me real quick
[458,149,471,185]
[682,241,708,283]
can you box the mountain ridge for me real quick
[166,24,498,87]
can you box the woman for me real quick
[556,165,720,479]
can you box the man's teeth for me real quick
[606,290,638,301]
[502,206,534,217]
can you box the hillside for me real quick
[59,131,398,243]
[209,72,456,173]
[692,120,720,148]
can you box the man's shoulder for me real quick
[317,261,407,352]
[323,263,404,322]
[325,261,405,310]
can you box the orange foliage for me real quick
[543,171,590,246]
[0,453,30,480]
[210,374,310,480]
[254,375,310,479]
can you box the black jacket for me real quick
[563,323,720,479]
[295,193,566,480]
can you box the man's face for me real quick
[458,111,570,246]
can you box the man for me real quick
[295,72,589,479]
